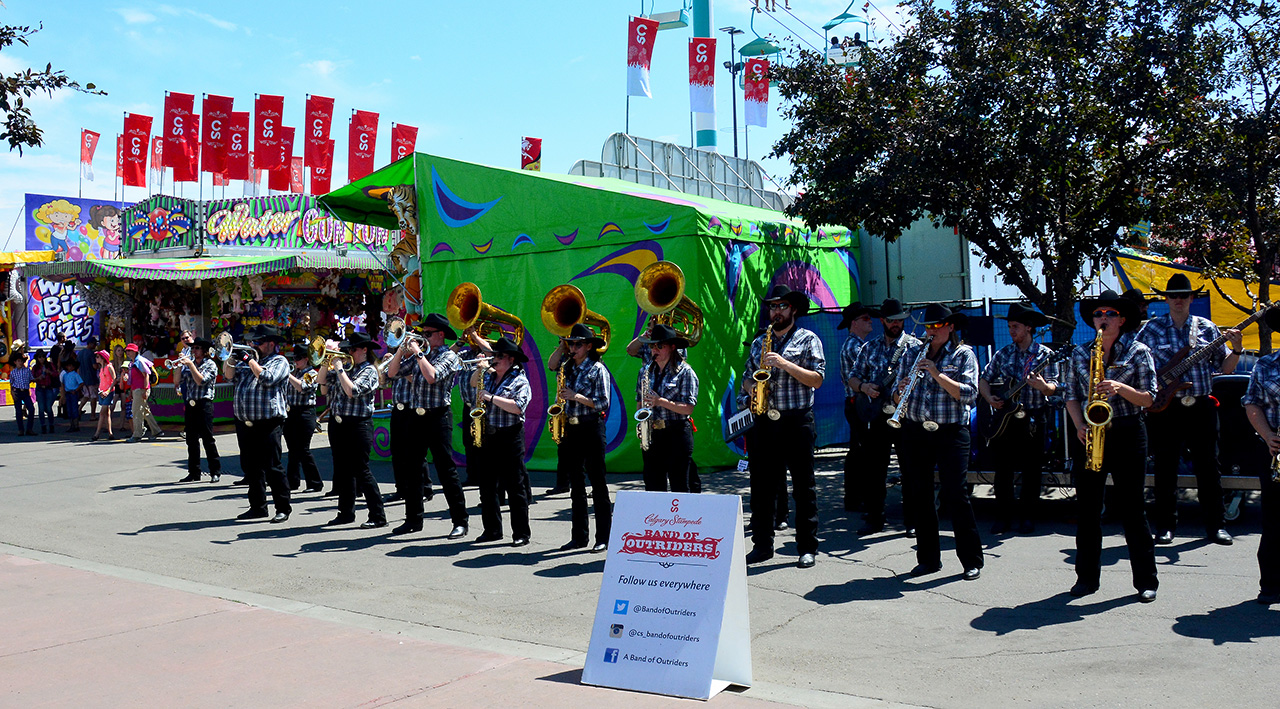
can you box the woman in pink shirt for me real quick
[92,350,116,441]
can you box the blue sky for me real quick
[0,0,901,250]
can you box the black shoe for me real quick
[475,530,504,543]
[857,521,885,536]
[1070,582,1099,597]
[962,567,981,581]
[1154,530,1174,545]
[990,520,1010,535]
[305,484,324,492]
[745,547,774,565]
[447,525,469,539]
[360,520,388,529]
[326,514,356,526]
[591,542,608,553]
[1138,589,1158,603]
[209,474,221,483]
[324,488,339,497]
[384,492,403,503]
[390,522,423,536]
[797,553,816,569]
[424,488,435,502]
[1018,520,1036,534]
[909,562,942,577]
[560,540,588,551]
[236,509,269,521]
[1210,529,1233,546]
[512,537,530,547]
[178,473,202,483]
[546,486,571,496]
[904,527,917,538]
[232,478,249,486]
[1257,592,1280,605]
[270,512,289,524]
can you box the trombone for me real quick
[541,284,611,354]
[447,282,525,344]
[635,260,703,346]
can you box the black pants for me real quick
[899,421,982,570]
[1147,398,1224,534]
[13,390,34,433]
[478,423,531,539]
[391,407,427,523]
[1075,415,1157,591]
[861,415,910,528]
[1260,472,1280,596]
[641,419,693,492]
[185,400,221,475]
[744,427,788,523]
[420,407,466,527]
[749,409,819,555]
[991,409,1046,522]
[329,416,385,523]
[234,418,290,515]
[564,415,611,545]
[843,399,869,512]
[283,405,320,487]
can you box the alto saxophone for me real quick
[749,328,777,419]
[547,360,568,444]
[635,362,653,451]
[1084,327,1114,472]
[469,367,487,448]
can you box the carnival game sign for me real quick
[27,278,97,346]
[126,195,194,249]
[205,195,396,251]
[26,193,126,261]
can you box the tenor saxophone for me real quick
[547,361,568,444]
[749,328,776,419]
[635,362,653,451]
[1084,327,1114,472]
[469,367,487,448]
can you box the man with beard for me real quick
[221,325,292,523]
[847,299,920,536]
[742,285,826,569]
[176,337,222,483]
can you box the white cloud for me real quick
[409,55,421,61]
[115,8,157,24]
[187,10,238,31]
[302,60,338,78]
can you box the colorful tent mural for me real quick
[321,153,863,472]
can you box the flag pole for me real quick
[78,129,83,199]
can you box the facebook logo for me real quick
[604,648,620,664]
[613,599,629,615]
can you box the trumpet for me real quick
[302,369,318,385]
[384,317,426,349]
[322,339,353,371]
[541,284,611,354]
[886,341,939,432]
[163,358,185,369]
[458,356,493,365]
[1084,327,1114,472]
[448,282,525,344]
[307,336,327,368]
[635,260,703,345]
[375,351,397,385]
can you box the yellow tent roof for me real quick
[0,251,55,267]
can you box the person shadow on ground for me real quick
[1172,600,1280,646]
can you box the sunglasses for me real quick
[767,303,791,311]
[421,330,440,337]
[1166,294,1192,300]
[924,322,947,330]
[1092,310,1122,318]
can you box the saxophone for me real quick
[1084,327,1114,472]
[547,360,568,444]
[749,328,776,419]
[635,362,653,451]
[469,366,487,448]
[886,342,938,432]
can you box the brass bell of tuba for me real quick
[447,282,525,344]
[635,260,703,346]
[541,284,611,354]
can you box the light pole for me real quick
[719,26,745,159]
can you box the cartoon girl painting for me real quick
[89,204,123,259]
[34,199,85,260]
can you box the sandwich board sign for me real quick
[581,490,752,700]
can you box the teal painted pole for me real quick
[693,0,718,151]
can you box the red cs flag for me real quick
[289,156,304,193]
[115,134,124,180]
[223,111,251,180]
[689,38,716,114]
[520,137,542,171]
[310,139,334,194]
[304,94,334,168]
[268,126,296,191]
[121,113,152,188]
[254,93,285,169]
[80,129,100,181]
[201,94,234,175]
[149,136,164,187]
[348,109,378,182]
[390,123,417,163]
[162,91,199,181]
[627,16,660,98]
[744,58,770,128]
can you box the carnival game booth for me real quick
[25,194,400,440]
[0,251,55,407]
[320,152,864,473]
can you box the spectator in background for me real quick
[116,356,133,430]
[92,350,115,441]
[60,359,84,433]
[111,344,127,427]
[77,337,99,418]
[32,350,58,434]
[49,333,68,375]
[9,342,34,435]
[125,343,162,442]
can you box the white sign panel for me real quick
[582,490,752,700]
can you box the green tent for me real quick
[321,152,863,472]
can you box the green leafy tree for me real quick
[0,22,104,154]
[772,0,1224,340]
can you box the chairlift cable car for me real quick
[823,0,871,67]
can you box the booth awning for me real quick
[0,251,55,267]
[23,252,390,282]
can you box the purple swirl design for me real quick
[431,165,502,228]
[708,216,723,229]
[571,240,664,339]
[603,369,628,454]
[512,233,534,250]
[555,229,578,245]
[726,240,760,315]
[643,217,671,234]
[430,242,455,257]
[761,262,838,329]
[372,418,392,458]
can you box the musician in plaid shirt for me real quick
[385,313,467,537]
[837,302,874,515]
[634,324,699,493]
[979,303,1059,534]
[221,325,292,524]
[284,344,322,492]
[548,323,613,553]
[742,285,825,570]
[1136,273,1241,546]
[892,303,983,580]
[8,343,33,435]
[176,338,222,484]
[470,336,532,546]
[628,324,701,493]
[319,332,386,529]
[1242,307,1280,605]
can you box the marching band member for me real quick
[319,332,386,529]
[892,304,982,580]
[548,323,613,553]
[221,325,292,523]
[177,337,222,483]
[838,302,874,513]
[742,285,825,569]
[847,298,920,536]
[1137,273,1240,546]
[1064,291,1158,601]
[453,327,491,490]
[284,344,323,493]
[471,336,532,546]
[1242,307,1280,605]
[979,303,1058,534]
[635,324,699,492]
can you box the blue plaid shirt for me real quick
[180,358,218,402]
[838,334,867,397]
[981,342,1059,409]
[482,365,531,428]
[285,367,318,407]
[894,340,979,425]
[852,332,921,390]
[231,353,289,421]
[1136,314,1227,397]
[393,346,461,408]
[1243,352,1280,430]
[328,361,379,418]
[635,357,698,422]
[1064,338,1157,419]
[565,358,611,418]
[744,326,826,411]
[9,364,32,392]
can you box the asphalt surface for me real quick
[2,421,1277,708]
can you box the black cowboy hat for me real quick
[1264,307,1280,334]
[341,332,383,354]
[1152,273,1206,298]
[1001,302,1049,328]
[837,302,874,329]
[563,322,605,349]
[419,312,458,341]
[871,298,909,321]
[917,303,969,329]
[490,336,528,364]
[1121,288,1151,305]
[639,323,691,349]
[1079,290,1141,333]
[761,284,811,316]
[248,324,287,344]
[190,337,214,351]
[292,344,310,360]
